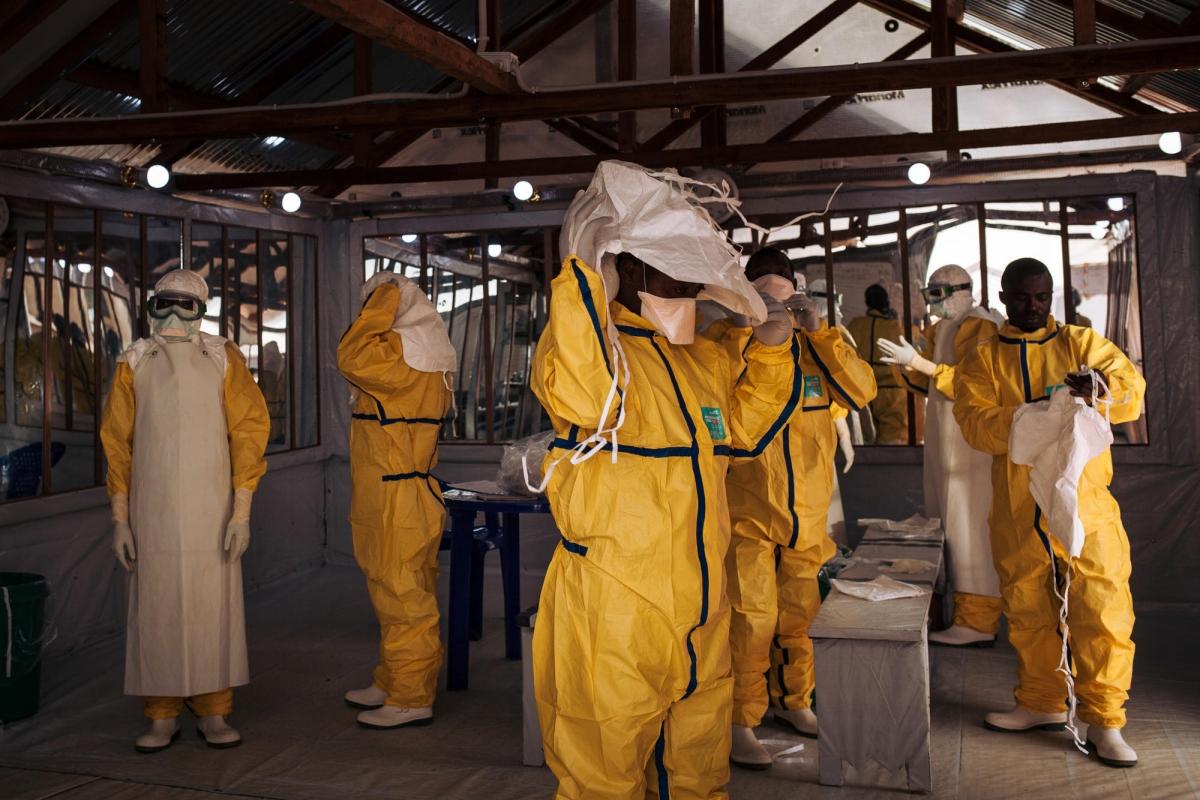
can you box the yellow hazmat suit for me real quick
[721,321,875,725]
[848,309,909,444]
[953,317,1143,728]
[532,258,795,800]
[338,283,452,710]
[893,314,1004,635]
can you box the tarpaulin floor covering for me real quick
[2,564,1197,799]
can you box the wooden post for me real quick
[419,235,430,295]
[931,0,959,160]
[823,216,836,323]
[1074,0,1096,88]
[618,0,637,151]
[485,121,501,189]
[41,203,54,494]
[353,34,373,165]
[897,207,917,446]
[976,202,989,308]
[138,0,168,113]
[699,0,725,150]
[671,0,695,79]
[1059,203,1076,324]
[481,235,495,444]
[93,210,104,485]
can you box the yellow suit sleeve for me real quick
[531,258,621,430]
[805,326,876,411]
[100,362,135,497]
[952,340,1014,456]
[337,282,426,399]
[830,403,848,421]
[1075,327,1146,424]
[224,342,270,492]
[729,334,797,454]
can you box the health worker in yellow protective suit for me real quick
[338,270,455,729]
[877,265,1006,647]
[953,258,1143,768]
[847,284,909,444]
[102,269,269,753]
[719,248,876,770]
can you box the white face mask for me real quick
[638,291,696,345]
[930,290,975,321]
[153,313,196,342]
[752,274,796,304]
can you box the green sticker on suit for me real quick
[700,407,727,440]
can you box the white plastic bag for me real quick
[499,431,556,496]
[1009,382,1113,558]
[831,575,929,602]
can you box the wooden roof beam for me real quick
[859,0,1168,116]
[5,36,1198,148]
[293,0,516,94]
[670,0,695,77]
[0,0,136,117]
[546,118,617,154]
[0,0,72,60]
[171,109,1200,190]
[640,0,870,152]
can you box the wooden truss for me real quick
[0,0,1197,193]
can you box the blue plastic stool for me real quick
[442,495,551,691]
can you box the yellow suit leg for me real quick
[367,535,443,708]
[1068,511,1135,728]
[953,592,1003,635]
[870,387,909,444]
[727,534,777,728]
[536,551,732,800]
[768,540,833,711]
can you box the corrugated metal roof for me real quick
[8,0,1199,180]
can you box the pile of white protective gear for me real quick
[526,161,840,492]
[1009,370,1114,753]
[830,575,929,602]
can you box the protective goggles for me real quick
[808,289,843,305]
[920,282,972,303]
[147,293,206,321]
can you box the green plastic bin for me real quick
[0,572,50,723]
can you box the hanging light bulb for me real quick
[512,180,534,201]
[76,262,93,274]
[104,266,115,278]
[281,192,302,213]
[146,164,170,189]
[1106,197,1125,212]
[487,243,502,258]
[1158,131,1183,155]
[1090,222,1107,240]
[401,234,418,243]
[907,162,931,185]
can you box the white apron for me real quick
[124,334,248,697]
[922,307,1003,599]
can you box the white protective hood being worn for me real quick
[362,271,457,375]
[560,160,768,324]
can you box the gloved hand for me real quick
[877,336,937,376]
[835,417,855,474]
[786,295,822,332]
[111,494,136,571]
[753,293,792,346]
[224,488,254,562]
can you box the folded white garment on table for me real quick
[831,575,929,601]
[880,558,938,575]
[856,514,942,534]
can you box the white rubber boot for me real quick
[134,718,181,753]
[196,715,243,748]
[775,707,819,738]
[729,725,772,770]
[1086,726,1138,768]
[984,705,1068,732]
[356,705,433,729]
[929,624,996,647]
[344,683,388,710]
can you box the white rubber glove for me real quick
[224,488,253,562]
[786,295,822,332]
[753,293,792,346]
[111,494,136,572]
[835,417,855,473]
[877,336,937,376]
